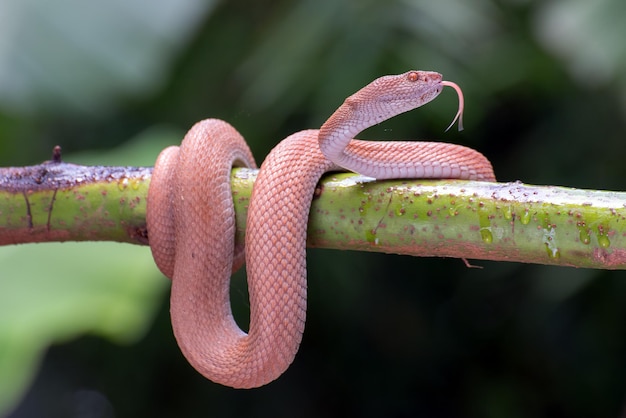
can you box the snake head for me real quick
[370,70,442,104]
[343,70,445,126]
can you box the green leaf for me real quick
[0,0,217,115]
[0,242,165,415]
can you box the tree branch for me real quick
[0,158,151,246]
[2,159,626,269]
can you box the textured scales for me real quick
[147,71,496,389]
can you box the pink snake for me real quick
[146,70,496,388]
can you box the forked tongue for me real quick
[442,81,464,132]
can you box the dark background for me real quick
[3,0,626,417]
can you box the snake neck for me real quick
[318,72,445,164]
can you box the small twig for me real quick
[52,145,63,163]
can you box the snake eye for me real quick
[407,71,420,82]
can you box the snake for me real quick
[146,70,496,388]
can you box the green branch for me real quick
[0,158,151,246]
[2,160,626,269]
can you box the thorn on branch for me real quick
[462,258,484,269]
[52,146,62,163]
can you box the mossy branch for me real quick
[2,157,626,269]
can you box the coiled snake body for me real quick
[147,70,495,388]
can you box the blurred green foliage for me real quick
[1,0,626,417]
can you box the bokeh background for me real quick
[1,0,626,416]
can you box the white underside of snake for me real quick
[146,70,496,388]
